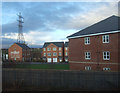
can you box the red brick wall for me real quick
[69,63,118,71]
[69,33,119,71]
[8,43,22,61]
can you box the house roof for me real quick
[15,43,30,49]
[64,42,69,47]
[43,42,64,48]
[67,15,120,38]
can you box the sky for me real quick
[1,0,118,48]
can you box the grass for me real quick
[15,63,70,70]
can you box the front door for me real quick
[53,58,57,62]
[47,58,52,63]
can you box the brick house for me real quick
[8,43,31,62]
[67,15,120,71]
[64,42,69,62]
[42,42,64,63]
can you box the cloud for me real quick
[65,2,118,30]
[2,38,16,48]
[2,29,73,47]
[3,2,117,34]
[2,2,85,34]
[2,2,118,48]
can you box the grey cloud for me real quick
[2,38,16,48]
[2,2,84,34]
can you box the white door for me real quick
[47,58,52,63]
[53,58,57,62]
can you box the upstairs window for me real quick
[44,53,46,56]
[59,52,62,56]
[47,53,51,56]
[84,37,90,45]
[65,52,68,56]
[47,48,51,51]
[103,51,110,60]
[85,52,91,60]
[59,47,61,51]
[102,35,109,43]
[65,47,68,50]
[44,48,46,51]
[53,53,57,56]
[53,48,56,51]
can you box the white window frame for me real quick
[84,37,90,45]
[44,48,46,51]
[103,51,110,60]
[85,66,91,70]
[59,47,61,51]
[47,53,51,56]
[85,52,91,60]
[103,67,111,71]
[53,47,56,51]
[47,48,51,51]
[102,35,109,43]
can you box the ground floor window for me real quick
[22,57,24,62]
[85,66,91,70]
[59,58,62,62]
[103,67,111,71]
[65,58,68,62]
[14,57,16,61]
[53,58,57,62]
[47,58,52,63]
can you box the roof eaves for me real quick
[67,30,120,39]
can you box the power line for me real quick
[17,12,25,44]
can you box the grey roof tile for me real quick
[64,42,69,47]
[15,43,30,49]
[67,15,120,38]
[43,42,64,48]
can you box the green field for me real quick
[15,63,70,70]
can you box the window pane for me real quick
[107,56,109,59]
[103,36,105,42]
[104,55,106,59]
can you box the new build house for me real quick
[8,43,31,62]
[42,42,64,63]
[67,15,120,71]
